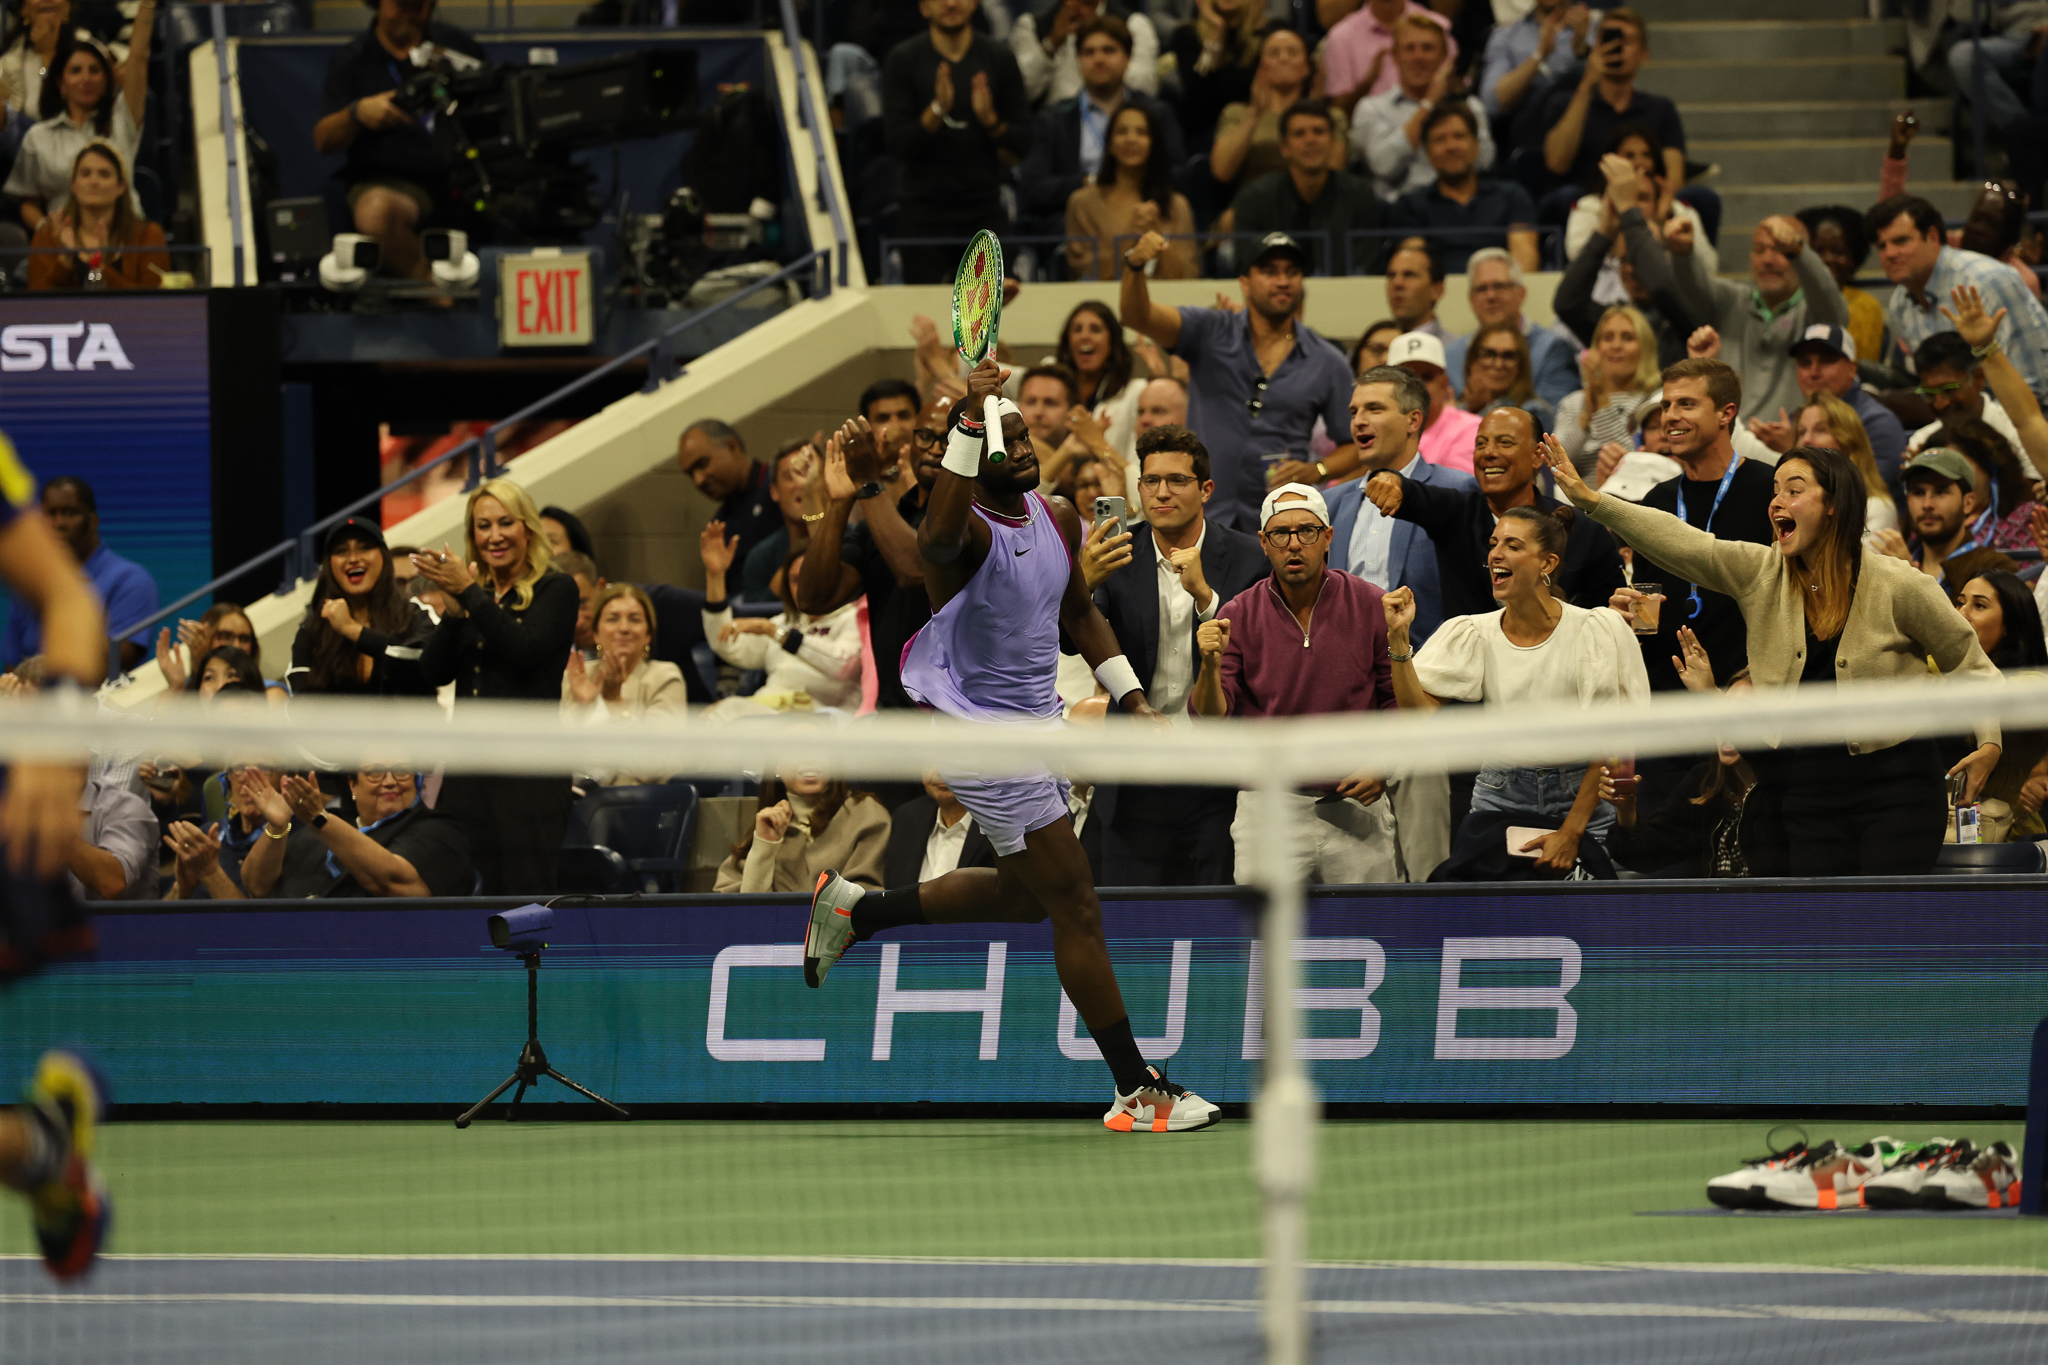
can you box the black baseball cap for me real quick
[1249,232,1313,275]
[324,517,388,555]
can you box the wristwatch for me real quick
[853,480,885,500]
[310,812,329,831]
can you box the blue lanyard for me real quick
[1672,456,1740,620]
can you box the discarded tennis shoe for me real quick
[1751,1136,1910,1210]
[1921,1140,2021,1210]
[1859,1138,1969,1209]
[1706,1135,1814,1209]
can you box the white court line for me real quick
[3,1292,2045,1325]
[5,1254,2047,1277]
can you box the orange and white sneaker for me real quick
[1754,1136,1909,1210]
[1924,1140,2021,1209]
[1104,1066,1220,1134]
[803,870,863,988]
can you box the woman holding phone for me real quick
[1383,502,1648,874]
[1545,434,2003,876]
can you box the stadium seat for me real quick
[1934,842,2047,874]
[557,783,700,894]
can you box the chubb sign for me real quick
[0,322,134,372]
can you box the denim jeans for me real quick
[1470,764,1615,845]
[1950,33,2035,132]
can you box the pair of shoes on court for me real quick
[17,1049,111,1278]
[1706,1133,2020,1210]
[806,872,1220,1134]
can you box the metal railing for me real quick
[879,225,1563,282]
[111,244,836,644]
[777,0,849,288]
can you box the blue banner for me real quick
[1,885,2041,1107]
[0,294,212,645]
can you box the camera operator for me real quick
[313,0,484,282]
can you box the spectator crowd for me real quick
[11,0,2048,897]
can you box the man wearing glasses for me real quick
[1193,484,1445,882]
[1900,332,2037,487]
[1121,230,1357,533]
[233,763,472,899]
[1085,424,1268,885]
[1442,248,1577,408]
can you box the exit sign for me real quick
[498,250,594,348]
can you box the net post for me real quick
[1252,778,1316,1365]
[2022,1016,2048,1214]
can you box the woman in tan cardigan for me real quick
[1546,431,2003,877]
[715,771,889,893]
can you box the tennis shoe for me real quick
[22,1049,111,1280]
[1923,1140,2021,1210]
[1706,1135,1813,1209]
[803,870,863,988]
[1753,1136,1908,1210]
[1860,1138,1968,1209]
[1103,1066,1219,1133]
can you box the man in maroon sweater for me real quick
[1192,482,1450,882]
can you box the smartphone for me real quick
[1599,25,1626,47]
[1092,496,1127,537]
[1506,826,1555,858]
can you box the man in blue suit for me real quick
[1326,365,1475,648]
[1088,424,1268,885]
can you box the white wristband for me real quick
[1093,654,1142,703]
[942,424,983,479]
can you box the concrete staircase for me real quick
[1632,0,1976,266]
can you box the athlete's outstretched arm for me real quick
[1050,498,1162,720]
[917,357,1005,610]
[0,508,106,877]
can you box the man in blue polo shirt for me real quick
[1121,230,1357,532]
[2,477,156,674]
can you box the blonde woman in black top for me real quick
[412,477,578,893]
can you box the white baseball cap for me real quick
[1260,481,1331,530]
[1388,330,1448,373]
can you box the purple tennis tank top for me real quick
[901,492,1072,724]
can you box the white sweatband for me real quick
[1094,654,1142,702]
[942,423,983,479]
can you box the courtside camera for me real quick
[487,903,553,951]
[318,233,381,291]
[423,228,480,292]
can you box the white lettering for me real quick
[0,322,132,372]
[1241,937,1386,1060]
[1057,939,1191,1061]
[704,943,825,1061]
[872,941,1006,1061]
[1434,936,1581,1060]
[74,323,133,371]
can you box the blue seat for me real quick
[1935,842,2046,874]
[558,784,700,894]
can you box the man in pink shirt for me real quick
[1388,330,1480,473]
[1323,0,1456,111]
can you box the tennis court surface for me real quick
[5,1118,2043,1362]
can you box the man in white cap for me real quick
[1389,329,1481,475]
[1745,322,1908,485]
[1191,482,1450,882]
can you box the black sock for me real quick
[851,884,926,941]
[1088,1016,1152,1094]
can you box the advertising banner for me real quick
[2,885,2040,1107]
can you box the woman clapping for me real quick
[561,584,687,786]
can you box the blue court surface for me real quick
[5,1255,2048,1363]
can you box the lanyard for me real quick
[1672,456,1740,620]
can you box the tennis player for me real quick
[0,431,115,1278]
[805,356,1220,1133]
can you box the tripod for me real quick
[455,949,630,1129]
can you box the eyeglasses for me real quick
[1475,348,1521,363]
[1137,474,1198,491]
[912,428,943,448]
[358,768,415,783]
[1246,376,1270,415]
[1262,525,1327,546]
[211,629,255,646]
[1915,382,1963,398]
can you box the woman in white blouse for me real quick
[4,18,149,232]
[700,520,864,712]
[1552,304,1662,477]
[560,583,687,785]
[1384,500,1649,870]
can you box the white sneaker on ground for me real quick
[1754,1137,1908,1210]
[1103,1066,1220,1134]
[1859,1138,1965,1209]
[1706,1134,1812,1209]
[1923,1140,2021,1209]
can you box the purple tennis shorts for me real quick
[938,768,1073,857]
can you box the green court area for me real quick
[5,1118,2040,1268]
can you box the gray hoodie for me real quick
[1669,239,1847,424]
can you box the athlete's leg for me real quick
[1003,818,1128,1031]
[906,861,1045,925]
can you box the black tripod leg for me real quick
[543,1068,632,1119]
[507,1078,530,1121]
[454,1070,524,1130]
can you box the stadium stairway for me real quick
[1635,0,1977,253]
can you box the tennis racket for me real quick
[951,229,1006,463]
